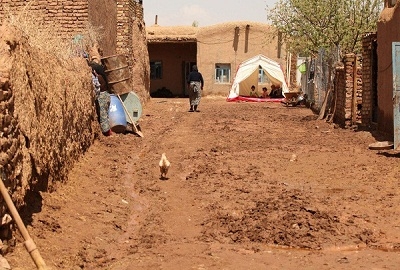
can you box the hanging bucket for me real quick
[298,62,307,74]
[102,54,131,95]
[108,94,127,133]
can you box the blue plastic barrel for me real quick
[108,94,127,133]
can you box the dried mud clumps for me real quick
[200,190,379,250]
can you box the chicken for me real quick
[159,153,170,179]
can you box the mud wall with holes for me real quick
[0,25,98,217]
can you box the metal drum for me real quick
[102,54,131,95]
[119,91,143,123]
[108,94,127,133]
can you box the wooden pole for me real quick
[317,62,333,120]
[0,170,48,269]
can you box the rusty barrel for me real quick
[102,54,131,95]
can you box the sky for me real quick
[143,0,279,27]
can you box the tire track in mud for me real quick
[116,99,211,264]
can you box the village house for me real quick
[146,21,288,97]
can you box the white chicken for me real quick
[159,153,170,179]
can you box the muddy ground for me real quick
[5,97,400,269]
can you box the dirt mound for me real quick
[201,188,378,249]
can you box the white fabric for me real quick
[228,54,289,99]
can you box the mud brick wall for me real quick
[0,0,143,53]
[116,0,142,85]
[0,2,148,246]
[361,33,377,128]
[0,25,98,213]
[0,0,149,101]
[116,0,149,102]
[334,54,363,128]
[116,0,144,53]
[334,66,346,125]
[0,0,89,40]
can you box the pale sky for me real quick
[143,0,279,27]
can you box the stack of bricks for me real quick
[335,53,363,128]
[353,55,363,126]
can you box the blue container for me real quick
[108,94,127,133]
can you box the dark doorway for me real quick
[183,61,196,97]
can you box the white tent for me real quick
[227,54,289,100]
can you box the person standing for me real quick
[89,61,112,136]
[186,65,204,112]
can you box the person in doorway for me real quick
[89,61,112,136]
[249,85,259,97]
[187,65,204,112]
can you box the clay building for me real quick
[376,0,400,137]
[146,21,287,97]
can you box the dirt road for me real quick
[6,97,400,269]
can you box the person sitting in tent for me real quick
[249,85,259,97]
[262,87,268,98]
[270,84,283,98]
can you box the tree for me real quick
[267,0,383,57]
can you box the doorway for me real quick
[183,61,196,96]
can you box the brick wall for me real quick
[0,0,89,40]
[334,65,346,125]
[0,0,145,81]
[0,0,150,99]
[116,0,144,82]
[361,33,378,128]
[334,54,363,128]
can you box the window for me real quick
[150,61,162,79]
[215,64,231,83]
[258,66,270,83]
